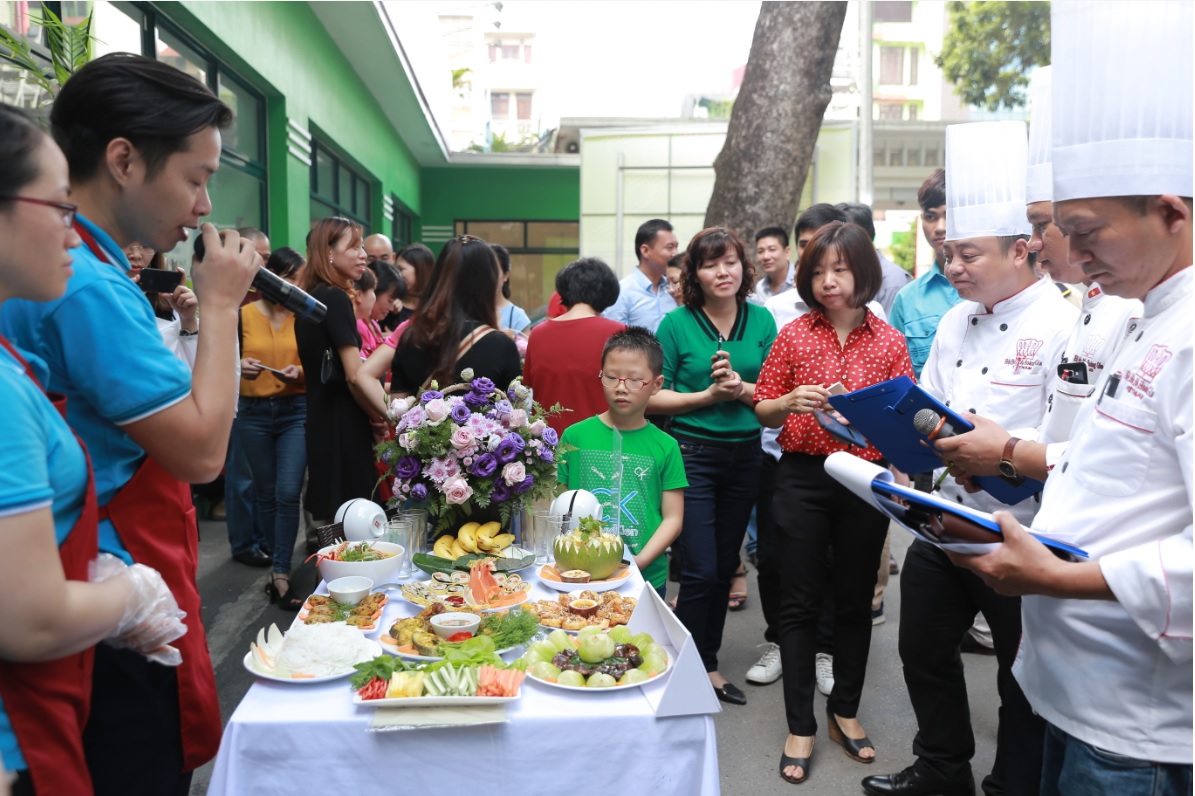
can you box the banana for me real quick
[476,536,496,552]
[457,525,479,553]
[491,533,516,551]
[450,539,469,559]
[459,521,481,536]
[479,521,502,538]
[433,535,456,559]
[475,522,498,551]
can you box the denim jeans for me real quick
[235,395,307,573]
[671,437,761,673]
[1042,723,1192,796]
[224,425,265,557]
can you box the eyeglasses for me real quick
[0,196,77,227]
[127,243,154,254]
[598,372,651,391]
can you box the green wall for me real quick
[170,1,422,249]
[421,166,580,230]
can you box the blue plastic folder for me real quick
[826,376,1044,506]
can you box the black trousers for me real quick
[898,540,1044,795]
[774,452,888,736]
[83,645,193,796]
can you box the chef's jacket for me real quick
[919,277,1077,525]
[1015,267,1192,764]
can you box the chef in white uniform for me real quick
[949,3,1193,794]
[931,67,1142,479]
[863,122,1075,796]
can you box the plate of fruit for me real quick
[380,603,540,660]
[350,654,526,707]
[413,521,534,576]
[402,559,532,611]
[520,626,671,691]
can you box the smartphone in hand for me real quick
[137,269,184,294]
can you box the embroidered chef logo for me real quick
[1006,338,1044,374]
[1077,334,1106,372]
[1138,344,1172,383]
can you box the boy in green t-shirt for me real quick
[557,327,688,594]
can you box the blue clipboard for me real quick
[827,376,1044,506]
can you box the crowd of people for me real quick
[0,3,1190,794]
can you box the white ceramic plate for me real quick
[400,576,532,612]
[535,564,631,593]
[524,652,672,692]
[242,640,383,684]
[380,640,524,662]
[352,693,520,708]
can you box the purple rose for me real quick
[449,402,472,424]
[541,427,559,447]
[494,399,513,418]
[471,377,496,395]
[505,433,526,454]
[470,452,498,478]
[494,437,519,464]
[513,475,536,494]
[410,482,428,502]
[507,386,518,402]
[421,390,444,402]
[463,390,489,409]
[538,447,555,463]
[395,455,421,480]
[490,479,511,502]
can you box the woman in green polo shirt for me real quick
[649,227,777,706]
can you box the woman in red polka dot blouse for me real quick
[754,221,914,785]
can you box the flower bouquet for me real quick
[376,370,563,535]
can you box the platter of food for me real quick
[244,623,382,683]
[520,627,670,692]
[536,563,631,593]
[296,592,388,632]
[522,591,637,631]
[380,604,539,661]
[351,655,526,707]
[401,559,532,611]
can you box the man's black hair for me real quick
[918,168,946,212]
[370,260,406,300]
[835,203,876,240]
[794,203,847,238]
[754,226,790,248]
[51,52,233,182]
[634,218,673,262]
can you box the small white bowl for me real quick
[429,612,481,640]
[327,576,373,606]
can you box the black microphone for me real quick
[193,234,327,323]
[913,408,958,441]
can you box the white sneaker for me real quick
[745,642,782,684]
[815,652,834,696]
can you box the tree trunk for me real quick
[704,1,848,246]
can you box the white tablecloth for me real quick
[207,560,721,795]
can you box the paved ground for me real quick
[189,520,1002,795]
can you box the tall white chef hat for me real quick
[1051,0,1193,201]
[945,121,1033,241]
[1025,67,1052,205]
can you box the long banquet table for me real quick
[207,559,721,795]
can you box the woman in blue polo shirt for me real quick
[0,105,182,796]
[650,227,777,707]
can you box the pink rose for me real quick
[527,419,546,437]
[442,476,474,505]
[398,432,415,450]
[502,461,526,486]
[508,409,528,428]
[450,425,476,450]
[424,398,449,425]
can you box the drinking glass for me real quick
[401,508,428,558]
[531,511,565,565]
[386,517,415,578]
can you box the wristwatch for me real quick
[998,437,1024,484]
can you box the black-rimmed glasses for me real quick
[598,372,651,391]
[0,196,78,227]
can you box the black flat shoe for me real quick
[233,549,270,567]
[713,681,747,705]
[826,706,875,763]
[265,575,304,611]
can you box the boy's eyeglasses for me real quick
[598,372,650,391]
[0,195,78,227]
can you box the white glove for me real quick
[90,554,188,667]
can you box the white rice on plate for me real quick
[275,623,378,678]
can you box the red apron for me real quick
[0,337,98,794]
[76,223,223,771]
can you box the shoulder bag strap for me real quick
[418,324,495,393]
